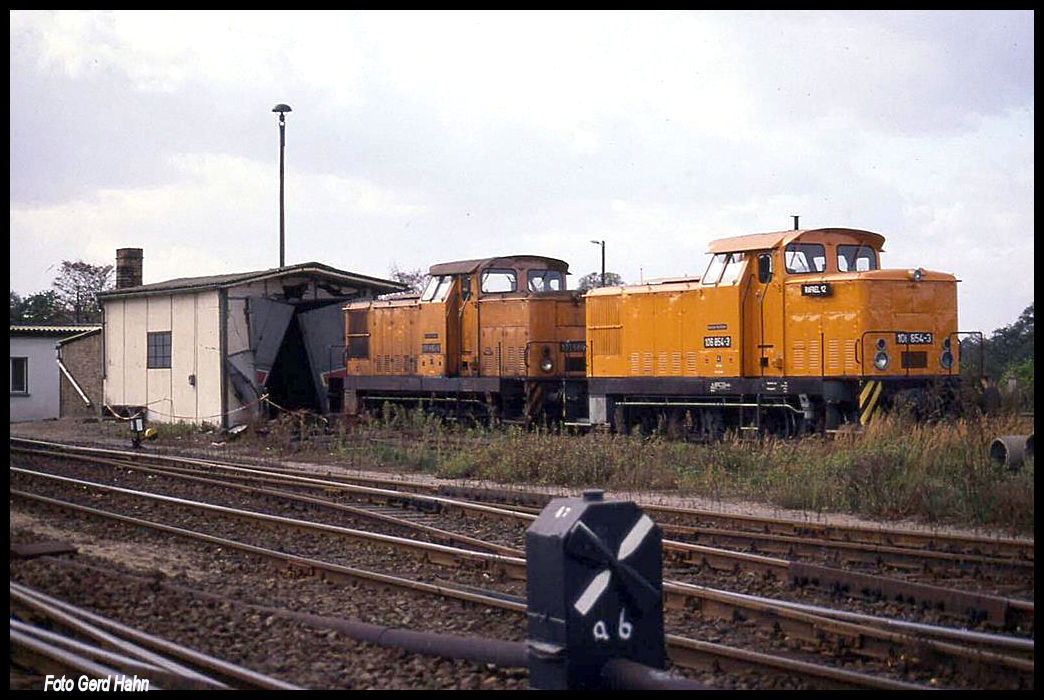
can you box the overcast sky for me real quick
[10,10,1034,333]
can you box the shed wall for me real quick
[10,336,61,422]
[59,333,103,419]
[103,290,222,424]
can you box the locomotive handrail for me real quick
[949,330,984,379]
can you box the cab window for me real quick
[421,275,453,302]
[701,252,745,286]
[784,243,826,274]
[837,244,878,272]
[527,270,564,292]
[481,268,517,293]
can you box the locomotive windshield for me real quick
[528,269,564,292]
[421,275,453,302]
[837,244,878,272]
[784,243,827,274]
[481,268,517,293]
[701,252,746,286]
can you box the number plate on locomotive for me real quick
[801,283,832,296]
[559,341,586,353]
[703,335,732,348]
[895,332,933,345]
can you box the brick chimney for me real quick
[116,248,143,289]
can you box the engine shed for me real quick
[98,248,405,428]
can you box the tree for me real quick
[389,263,429,295]
[10,289,67,324]
[960,303,1034,383]
[52,260,114,323]
[576,271,625,292]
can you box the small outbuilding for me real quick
[98,249,405,428]
[10,324,102,422]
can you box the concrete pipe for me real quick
[989,435,1029,472]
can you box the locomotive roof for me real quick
[706,228,885,254]
[429,255,570,276]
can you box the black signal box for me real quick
[525,489,665,689]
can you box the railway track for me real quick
[6,491,957,690]
[15,437,1030,565]
[10,582,299,690]
[11,439,1034,628]
[9,439,1034,689]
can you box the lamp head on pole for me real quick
[272,103,292,123]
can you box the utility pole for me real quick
[590,240,606,287]
[272,103,292,267]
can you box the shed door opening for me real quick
[265,314,320,415]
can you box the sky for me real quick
[9,10,1034,333]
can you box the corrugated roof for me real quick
[10,324,102,336]
[97,261,406,299]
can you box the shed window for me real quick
[10,356,28,394]
[147,332,172,369]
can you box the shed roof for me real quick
[97,261,406,300]
[10,324,102,337]
[706,228,885,254]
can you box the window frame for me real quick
[527,269,564,293]
[346,310,370,360]
[480,268,518,294]
[836,244,878,272]
[147,331,172,369]
[10,356,29,394]
[421,275,454,303]
[784,242,827,275]
[701,252,746,287]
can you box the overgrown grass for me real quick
[306,405,1034,535]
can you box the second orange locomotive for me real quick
[343,255,588,422]
[341,226,967,434]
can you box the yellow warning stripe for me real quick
[859,380,882,425]
[858,379,876,407]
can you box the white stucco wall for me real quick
[10,336,60,422]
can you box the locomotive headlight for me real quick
[873,350,889,370]
[939,337,954,369]
[540,347,554,373]
[910,268,924,282]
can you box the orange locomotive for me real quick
[341,227,969,434]
[342,255,588,422]
[586,226,964,435]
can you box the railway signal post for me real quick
[525,489,665,689]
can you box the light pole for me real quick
[272,103,292,268]
[590,240,605,287]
